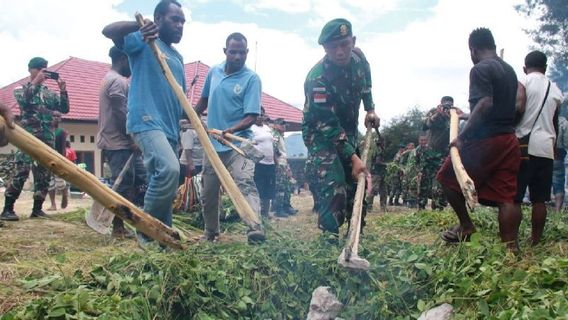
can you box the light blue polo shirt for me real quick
[120,31,186,144]
[202,62,262,152]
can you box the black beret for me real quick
[28,57,48,69]
[318,18,352,45]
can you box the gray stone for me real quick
[306,286,343,320]
[418,303,453,320]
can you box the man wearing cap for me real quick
[195,32,266,243]
[271,118,298,217]
[96,46,147,238]
[303,18,380,235]
[423,96,462,209]
[1,57,69,222]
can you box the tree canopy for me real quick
[380,107,426,160]
[517,0,568,91]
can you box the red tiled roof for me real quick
[0,57,302,124]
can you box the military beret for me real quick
[28,57,48,69]
[318,18,352,45]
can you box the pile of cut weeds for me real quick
[2,206,568,319]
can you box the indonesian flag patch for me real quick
[313,87,327,103]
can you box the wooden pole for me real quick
[345,128,372,259]
[134,13,261,228]
[449,109,478,209]
[0,117,184,249]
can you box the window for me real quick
[70,135,75,143]
[80,135,85,143]
[90,136,95,143]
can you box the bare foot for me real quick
[61,197,68,209]
[48,206,57,211]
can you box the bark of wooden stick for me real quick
[0,117,184,249]
[343,128,373,259]
[449,109,478,209]
[134,13,261,228]
[208,128,256,144]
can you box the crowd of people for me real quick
[0,0,566,254]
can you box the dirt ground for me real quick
[0,190,415,314]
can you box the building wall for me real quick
[0,121,102,178]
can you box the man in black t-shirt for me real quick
[437,28,521,251]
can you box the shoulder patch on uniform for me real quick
[313,93,327,103]
[312,87,326,92]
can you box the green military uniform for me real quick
[303,19,375,234]
[272,127,294,214]
[402,148,419,207]
[5,77,69,203]
[413,144,439,209]
[423,107,450,210]
[387,149,405,205]
[367,137,387,211]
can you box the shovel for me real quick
[338,127,373,272]
[86,154,134,234]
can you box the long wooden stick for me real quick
[449,109,478,209]
[0,117,184,249]
[208,129,256,144]
[344,128,373,259]
[135,13,261,228]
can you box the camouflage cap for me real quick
[28,57,48,69]
[318,18,352,45]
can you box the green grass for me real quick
[2,206,568,319]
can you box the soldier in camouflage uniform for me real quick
[367,135,387,211]
[399,142,415,206]
[1,57,69,221]
[422,96,453,210]
[303,18,380,235]
[387,144,406,206]
[271,118,298,217]
[414,135,440,209]
[402,142,420,207]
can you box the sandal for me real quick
[440,225,473,243]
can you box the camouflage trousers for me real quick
[367,173,387,209]
[430,156,448,210]
[5,150,51,201]
[272,164,292,212]
[389,175,402,204]
[306,149,367,234]
[418,172,434,209]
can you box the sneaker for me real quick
[30,210,49,218]
[246,229,266,244]
[0,210,19,221]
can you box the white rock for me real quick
[418,303,454,320]
[306,286,343,320]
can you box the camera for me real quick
[441,103,452,112]
[43,70,59,81]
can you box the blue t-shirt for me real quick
[202,62,262,152]
[120,32,186,143]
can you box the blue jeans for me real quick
[133,130,179,228]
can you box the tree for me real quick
[517,1,568,90]
[380,107,426,160]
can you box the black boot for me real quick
[1,196,19,221]
[260,199,270,217]
[285,205,298,215]
[30,200,48,218]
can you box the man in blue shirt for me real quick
[102,0,186,248]
[195,32,266,243]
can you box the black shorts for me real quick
[254,163,275,200]
[514,155,553,203]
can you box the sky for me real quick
[0,0,535,126]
